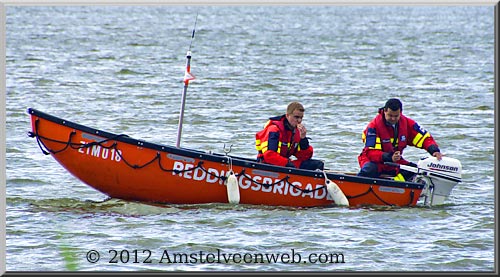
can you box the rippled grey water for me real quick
[5,5,496,272]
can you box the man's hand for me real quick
[297,124,307,139]
[433,151,443,160]
[392,151,401,162]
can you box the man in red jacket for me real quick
[255,102,324,170]
[357,98,443,181]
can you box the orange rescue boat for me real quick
[26,107,463,208]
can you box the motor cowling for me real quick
[417,156,462,206]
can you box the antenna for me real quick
[176,14,199,148]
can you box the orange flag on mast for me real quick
[183,71,196,82]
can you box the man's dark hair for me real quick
[384,98,403,112]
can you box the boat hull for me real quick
[28,108,424,207]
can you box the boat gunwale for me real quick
[27,107,425,190]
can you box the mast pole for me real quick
[176,14,198,148]
[176,51,193,148]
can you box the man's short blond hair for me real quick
[287,102,305,114]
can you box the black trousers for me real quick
[299,159,324,171]
[357,161,417,180]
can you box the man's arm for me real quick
[294,137,313,162]
[408,120,442,160]
[362,127,389,163]
[262,128,290,167]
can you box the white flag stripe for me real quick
[184,71,196,81]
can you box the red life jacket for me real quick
[255,115,302,166]
[373,109,408,153]
[359,108,440,175]
[358,109,411,172]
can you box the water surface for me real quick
[5,5,495,272]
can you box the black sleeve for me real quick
[382,152,393,162]
[268,132,280,151]
[427,144,441,155]
[299,137,310,149]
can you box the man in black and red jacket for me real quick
[255,102,324,171]
[358,98,443,181]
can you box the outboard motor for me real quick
[415,156,462,206]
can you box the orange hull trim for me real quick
[27,108,424,208]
